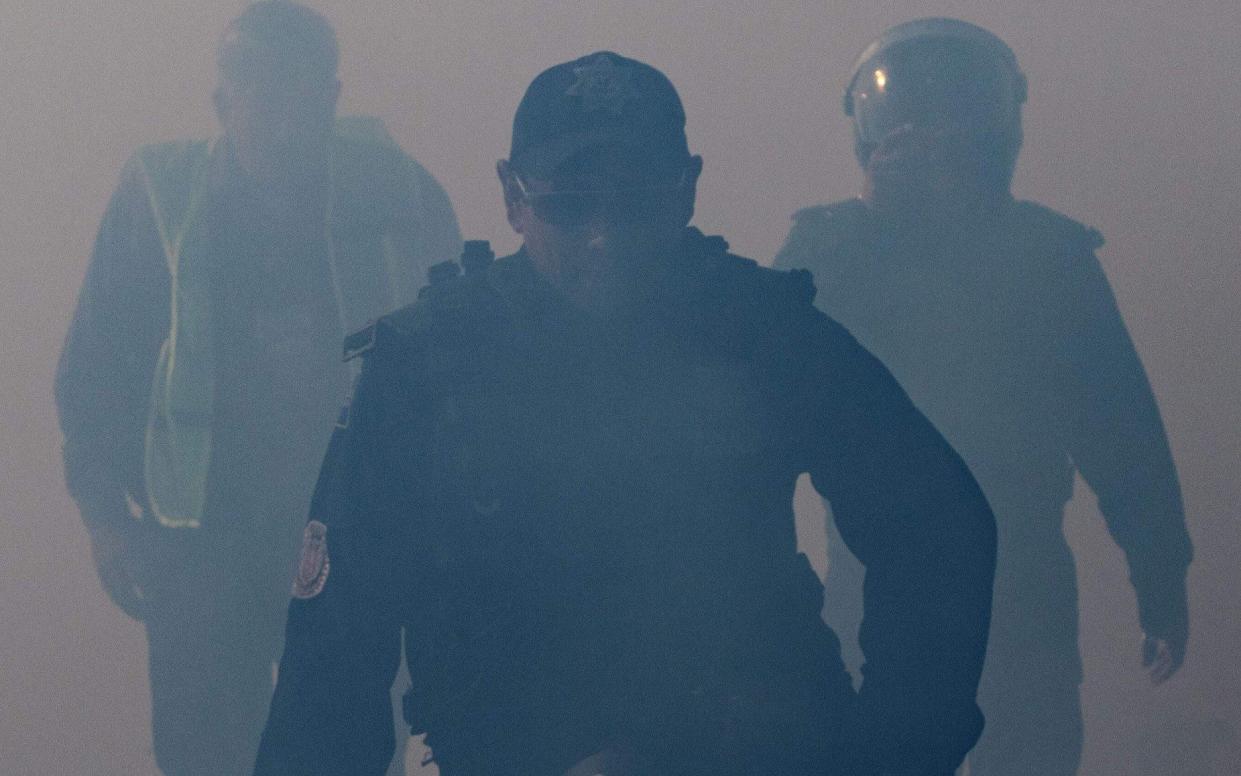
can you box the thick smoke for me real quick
[1,2,1237,773]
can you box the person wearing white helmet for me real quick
[776,17,1192,776]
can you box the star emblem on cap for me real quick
[566,54,641,115]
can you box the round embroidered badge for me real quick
[292,520,331,599]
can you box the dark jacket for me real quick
[255,230,997,776]
[775,197,1192,670]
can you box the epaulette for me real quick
[1011,200,1106,252]
[342,241,502,363]
[342,319,381,362]
[771,198,875,280]
[426,260,461,287]
[459,240,495,276]
[782,267,818,306]
[682,227,755,272]
[419,240,496,295]
[680,227,819,311]
[737,261,819,310]
[789,198,873,248]
[685,228,731,258]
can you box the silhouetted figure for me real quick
[254,51,995,776]
[775,18,1193,776]
[54,3,459,774]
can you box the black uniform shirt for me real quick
[256,231,998,776]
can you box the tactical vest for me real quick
[372,234,831,776]
[141,117,409,528]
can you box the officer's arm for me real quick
[255,346,409,776]
[55,154,170,530]
[1056,249,1192,670]
[799,310,996,774]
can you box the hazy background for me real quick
[2,1,1238,773]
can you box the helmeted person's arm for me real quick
[254,341,413,776]
[1055,245,1192,679]
[54,153,172,618]
[798,309,997,775]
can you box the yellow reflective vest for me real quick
[140,117,455,527]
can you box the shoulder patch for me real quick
[342,320,380,362]
[335,391,355,429]
[291,520,331,599]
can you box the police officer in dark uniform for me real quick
[774,18,1193,776]
[255,52,996,776]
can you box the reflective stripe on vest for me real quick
[141,118,403,528]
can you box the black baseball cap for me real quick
[509,51,691,178]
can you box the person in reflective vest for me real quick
[54,3,460,774]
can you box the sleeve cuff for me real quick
[1130,563,1189,638]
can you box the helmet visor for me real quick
[851,38,1020,144]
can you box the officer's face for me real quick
[215,66,339,189]
[866,121,979,183]
[498,146,702,308]
[862,121,1010,217]
[854,40,1022,213]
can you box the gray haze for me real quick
[2,1,1238,773]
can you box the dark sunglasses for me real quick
[513,168,690,227]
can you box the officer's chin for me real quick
[866,145,968,200]
[584,231,663,271]
[864,160,932,208]
[870,122,972,165]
